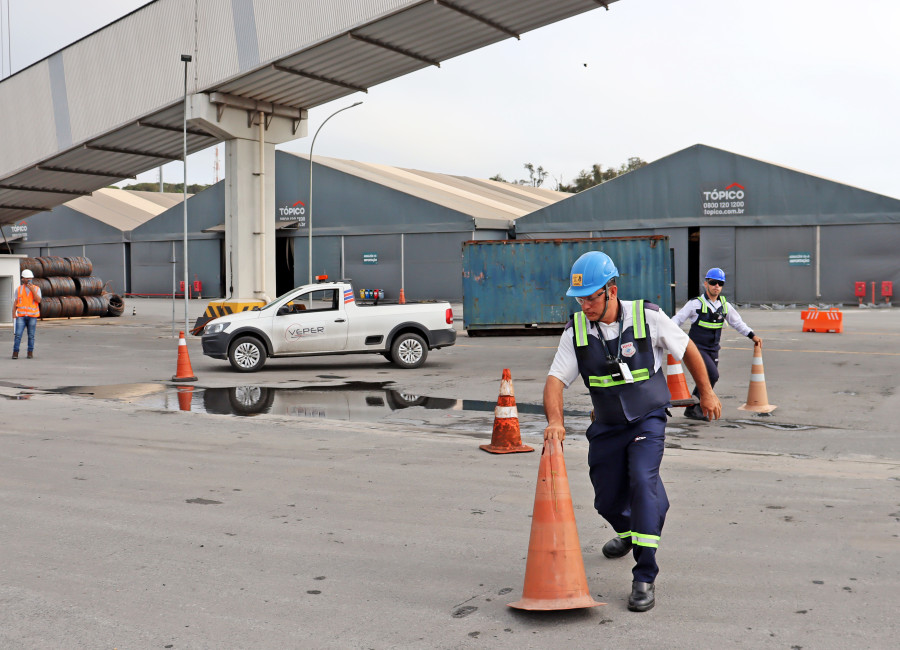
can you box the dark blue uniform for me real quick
[570,302,672,583]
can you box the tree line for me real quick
[491,157,648,193]
[112,182,212,194]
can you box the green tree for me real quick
[557,157,648,193]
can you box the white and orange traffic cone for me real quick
[398,287,406,305]
[738,344,776,413]
[508,439,604,610]
[666,354,694,406]
[480,369,534,454]
[172,331,198,382]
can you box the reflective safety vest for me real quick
[688,295,728,349]
[15,284,40,317]
[569,300,670,427]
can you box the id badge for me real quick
[619,362,634,383]
[607,361,625,382]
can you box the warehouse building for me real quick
[515,144,900,305]
[2,152,569,302]
[1,189,185,295]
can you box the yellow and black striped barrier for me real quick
[191,300,266,335]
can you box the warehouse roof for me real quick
[291,153,570,227]
[60,188,188,232]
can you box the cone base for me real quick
[479,443,534,454]
[508,595,605,611]
[172,375,198,382]
[738,403,776,413]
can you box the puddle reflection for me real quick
[52,382,583,422]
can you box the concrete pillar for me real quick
[187,93,306,301]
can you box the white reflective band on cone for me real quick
[499,380,514,396]
[667,364,683,374]
[495,406,518,419]
[750,374,766,382]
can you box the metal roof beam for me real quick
[0,183,92,196]
[0,203,48,211]
[433,0,520,40]
[137,120,216,138]
[272,65,368,93]
[37,165,135,179]
[349,33,440,68]
[84,144,175,160]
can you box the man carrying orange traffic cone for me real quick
[172,331,198,382]
[544,251,721,612]
[480,369,533,453]
[671,267,762,421]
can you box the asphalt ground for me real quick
[1,299,898,649]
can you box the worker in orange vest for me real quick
[13,269,42,359]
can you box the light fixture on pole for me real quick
[181,53,192,337]
[308,101,363,285]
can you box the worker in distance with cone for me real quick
[671,267,762,421]
[543,251,721,612]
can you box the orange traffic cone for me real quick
[176,385,194,411]
[172,331,198,382]
[398,287,406,305]
[738,344,776,413]
[665,354,692,405]
[480,369,534,454]
[508,439,604,610]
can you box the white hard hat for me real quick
[21,269,34,279]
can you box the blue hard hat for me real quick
[705,267,726,282]
[566,251,619,297]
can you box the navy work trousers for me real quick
[691,345,719,399]
[587,407,669,583]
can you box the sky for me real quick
[2,0,899,198]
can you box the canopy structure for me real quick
[0,0,617,224]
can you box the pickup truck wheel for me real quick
[390,333,427,369]
[229,336,267,372]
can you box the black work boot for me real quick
[628,581,655,612]
[11,350,18,359]
[602,535,633,559]
[683,405,709,421]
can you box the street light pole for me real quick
[181,53,192,337]
[308,101,363,285]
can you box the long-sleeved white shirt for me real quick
[671,294,754,337]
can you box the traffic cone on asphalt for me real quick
[398,287,406,305]
[480,369,534,454]
[665,354,693,406]
[508,439,604,611]
[172,331,198,382]
[738,344,776,413]
[176,385,194,411]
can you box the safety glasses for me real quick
[706,279,724,287]
[575,289,607,305]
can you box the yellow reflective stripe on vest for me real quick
[573,311,589,347]
[588,368,651,387]
[698,320,724,329]
[632,300,647,339]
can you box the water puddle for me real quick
[48,381,586,422]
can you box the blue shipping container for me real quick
[462,236,672,332]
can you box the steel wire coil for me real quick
[39,296,62,318]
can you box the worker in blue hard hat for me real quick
[543,251,721,613]
[672,267,762,421]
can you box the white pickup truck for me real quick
[200,280,457,372]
